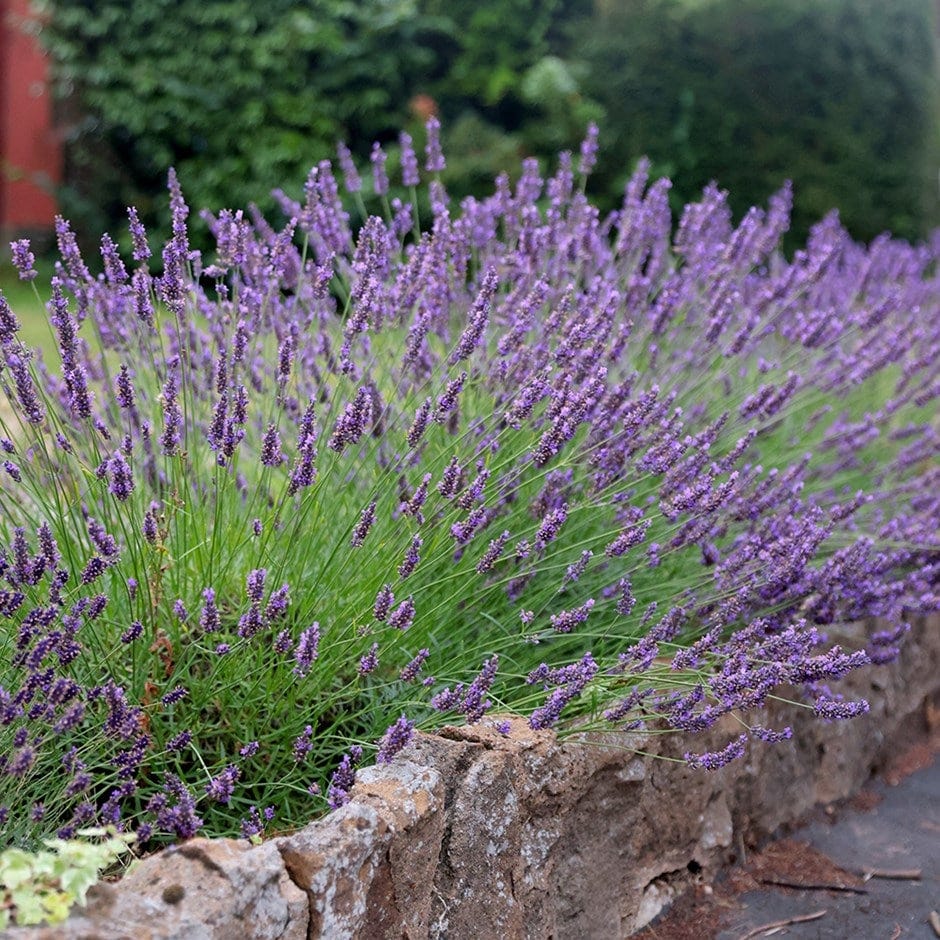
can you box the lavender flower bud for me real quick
[159,373,182,455]
[246,568,267,604]
[129,267,154,328]
[293,725,315,762]
[0,291,19,342]
[578,122,600,177]
[399,131,419,187]
[398,535,423,579]
[127,206,151,261]
[813,696,870,721]
[121,621,143,644]
[351,500,377,547]
[434,372,467,423]
[115,364,136,411]
[370,142,389,196]
[107,452,135,501]
[535,503,568,551]
[424,116,445,173]
[408,398,432,448]
[260,424,284,467]
[449,268,498,365]
[373,584,394,621]
[327,745,363,809]
[328,386,373,453]
[684,734,748,771]
[550,598,595,633]
[377,716,415,763]
[199,588,220,633]
[10,239,37,280]
[476,531,510,574]
[399,648,430,682]
[293,622,321,677]
[205,764,240,804]
[401,474,432,518]
[161,685,187,706]
[337,142,361,192]
[388,595,416,631]
[358,642,380,676]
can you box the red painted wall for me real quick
[0,0,60,236]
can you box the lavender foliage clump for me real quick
[0,125,938,851]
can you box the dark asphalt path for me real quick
[717,756,939,939]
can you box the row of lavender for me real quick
[1,123,938,848]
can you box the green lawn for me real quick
[0,265,55,354]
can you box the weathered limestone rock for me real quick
[8,837,307,939]
[7,614,939,939]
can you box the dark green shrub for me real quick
[38,0,437,237]
[576,0,940,244]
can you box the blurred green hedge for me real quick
[39,0,939,246]
[576,0,940,245]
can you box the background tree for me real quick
[575,0,940,244]
[37,0,940,247]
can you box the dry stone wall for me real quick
[9,614,940,940]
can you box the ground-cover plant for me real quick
[0,827,135,928]
[0,125,938,853]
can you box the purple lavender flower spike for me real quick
[107,452,135,501]
[10,239,37,280]
[336,141,361,193]
[358,643,380,676]
[351,500,377,547]
[400,648,430,682]
[398,535,423,579]
[408,398,432,448]
[293,725,315,762]
[121,621,144,644]
[161,686,188,706]
[399,131,420,187]
[370,142,389,196]
[813,696,870,721]
[577,122,599,177]
[388,596,416,631]
[159,372,183,455]
[328,386,373,453]
[684,734,748,771]
[293,622,321,677]
[424,116,445,173]
[401,474,432,520]
[535,503,568,552]
[549,598,595,633]
[205,765,240,804]
[127,206,151,261]
[245,568,266,604]
[327,745,363,809]
[450,267,498,365]
[373,584,394,621]
[260,424,284,467]
[529,652,598,729]
[5,347,45,424]
[476,531,510,574]
[0,290,20,341]
[377,716,415,763]
[434,372,467,424]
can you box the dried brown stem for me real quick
[737,909,827,940]
[757,877,867,895]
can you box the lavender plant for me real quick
[1,125,938,850]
